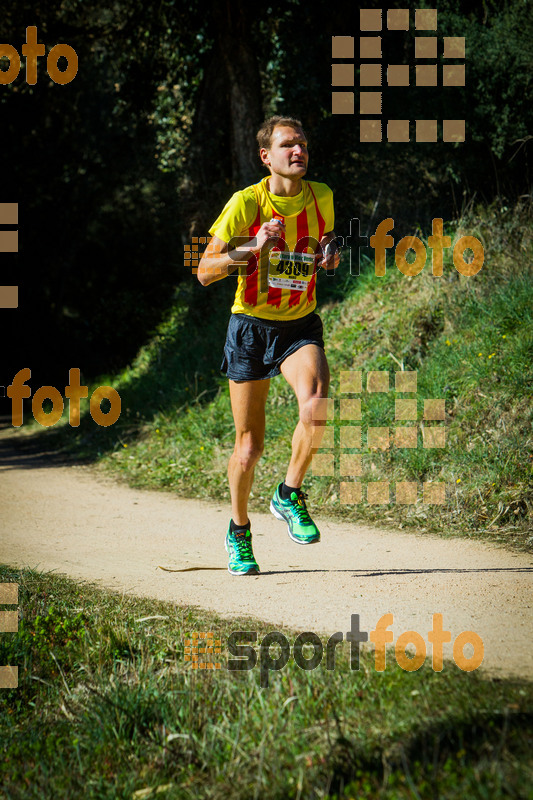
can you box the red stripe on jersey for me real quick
[244,206,262,307]
[266,218,285,309]
[306,271,316,305]
[306,184,326,304]
[308,183,326,240]
[288,206,310,308]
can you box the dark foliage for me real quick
[1,0,531,383]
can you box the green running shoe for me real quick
[225,524,260,575]
[270,483,321,545]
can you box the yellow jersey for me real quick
[208,176,334,321]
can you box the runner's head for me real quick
[257,116,308,181]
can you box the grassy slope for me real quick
[3,205,532,798]
[1,565,532,799]
[39,202,531,549]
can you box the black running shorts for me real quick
[221,312,325,381]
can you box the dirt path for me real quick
[1,425,532,680]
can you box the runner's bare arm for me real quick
[197,222,286,287]
[197,236,250,286]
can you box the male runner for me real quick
[197,115,339,575]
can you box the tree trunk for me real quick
[211,0,263,186]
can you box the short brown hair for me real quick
[256,116,306,151]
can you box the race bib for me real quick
[268,250,316,291]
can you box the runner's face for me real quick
[262,126,308,179]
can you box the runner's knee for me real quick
[234,433,264,471]
[299,386,330,427]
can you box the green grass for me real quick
[17,201,533,550]
[1,564,532,799]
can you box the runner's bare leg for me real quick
[228,379,270,525]
[280,344,330,488]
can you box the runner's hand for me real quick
[253,219,286,251]
[315,240,340,272]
